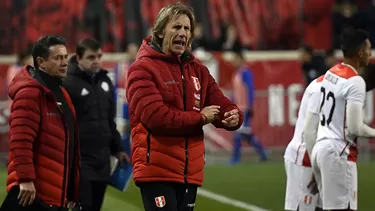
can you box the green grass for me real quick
[1,162,375,210]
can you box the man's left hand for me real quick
[222,109,240,127]
[117,152,130,166]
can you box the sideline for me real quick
[198,188,271,211]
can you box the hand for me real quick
[200,105,220,124]
[117,152,130,166]
[18,182,36,206]
[222,109,240,127]
[307,175,319,195]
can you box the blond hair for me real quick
[151,2,196,53]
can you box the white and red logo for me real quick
[191,76,201,91]
[155,196,166,208]
[304,195,312,204]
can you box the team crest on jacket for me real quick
[155,196,166,208]
[191,76,201,91]
[101,81,109,92]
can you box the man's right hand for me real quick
[200,105,220,124]
[18,182,36,206]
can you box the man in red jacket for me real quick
[2,36,81,211]
[126,2,244,211]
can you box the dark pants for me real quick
[80,179,107,211]
[139,182,198,211]
[0,186,69,211]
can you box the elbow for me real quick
[347,118,362,136]
[141,115,166,132]
[144,121,161,131]
[347,125,361,137]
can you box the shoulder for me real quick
[346,75,365,89]
[128,58,167,80]
[340,75,366,100]
[129,57,160,72]
[12,87,42,112]
[306,79,320,94]
[15,86,42,100]
[62,76,82,94]
[63,73,82,86]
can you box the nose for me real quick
[178,28,187,38]
[62,58,68,66]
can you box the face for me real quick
[159,14,191,55]
[77,48,103,73]
[37,44,68,78]
[359,39,372,67]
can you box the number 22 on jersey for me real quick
[319,86,336,126]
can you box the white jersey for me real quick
[284,75,324,166]
[316,63,366,158]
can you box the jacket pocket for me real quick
[146,132,151,163]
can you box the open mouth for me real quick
[173,40,186,47]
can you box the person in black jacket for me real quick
[361,63,375,91]
[62,38,129,211]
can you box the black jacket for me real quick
[362,63,375,92]
[62,56,123,181]
[302,54,327,87]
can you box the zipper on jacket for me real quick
[61,122,69,207]
[179,64,189,188]
[50,94,69,207]
[146,131,151,163]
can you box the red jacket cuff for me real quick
[16,165,35,182]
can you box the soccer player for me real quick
[284,75,324,211]
[305,29,374,211]
[231,51,267,164]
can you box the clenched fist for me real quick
[200,105,220,124]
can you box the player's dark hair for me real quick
[32,35,66,68]
[341,28,369,58]
[76,38,101,58]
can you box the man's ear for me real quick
[36,57,45,69]
[158,30,165,39]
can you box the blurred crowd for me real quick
[1,0,375,55]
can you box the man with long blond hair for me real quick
[126,2,244,211]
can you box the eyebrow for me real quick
[173,22,190,27]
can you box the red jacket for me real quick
[6,66,80,207]
[126,37,244,186]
